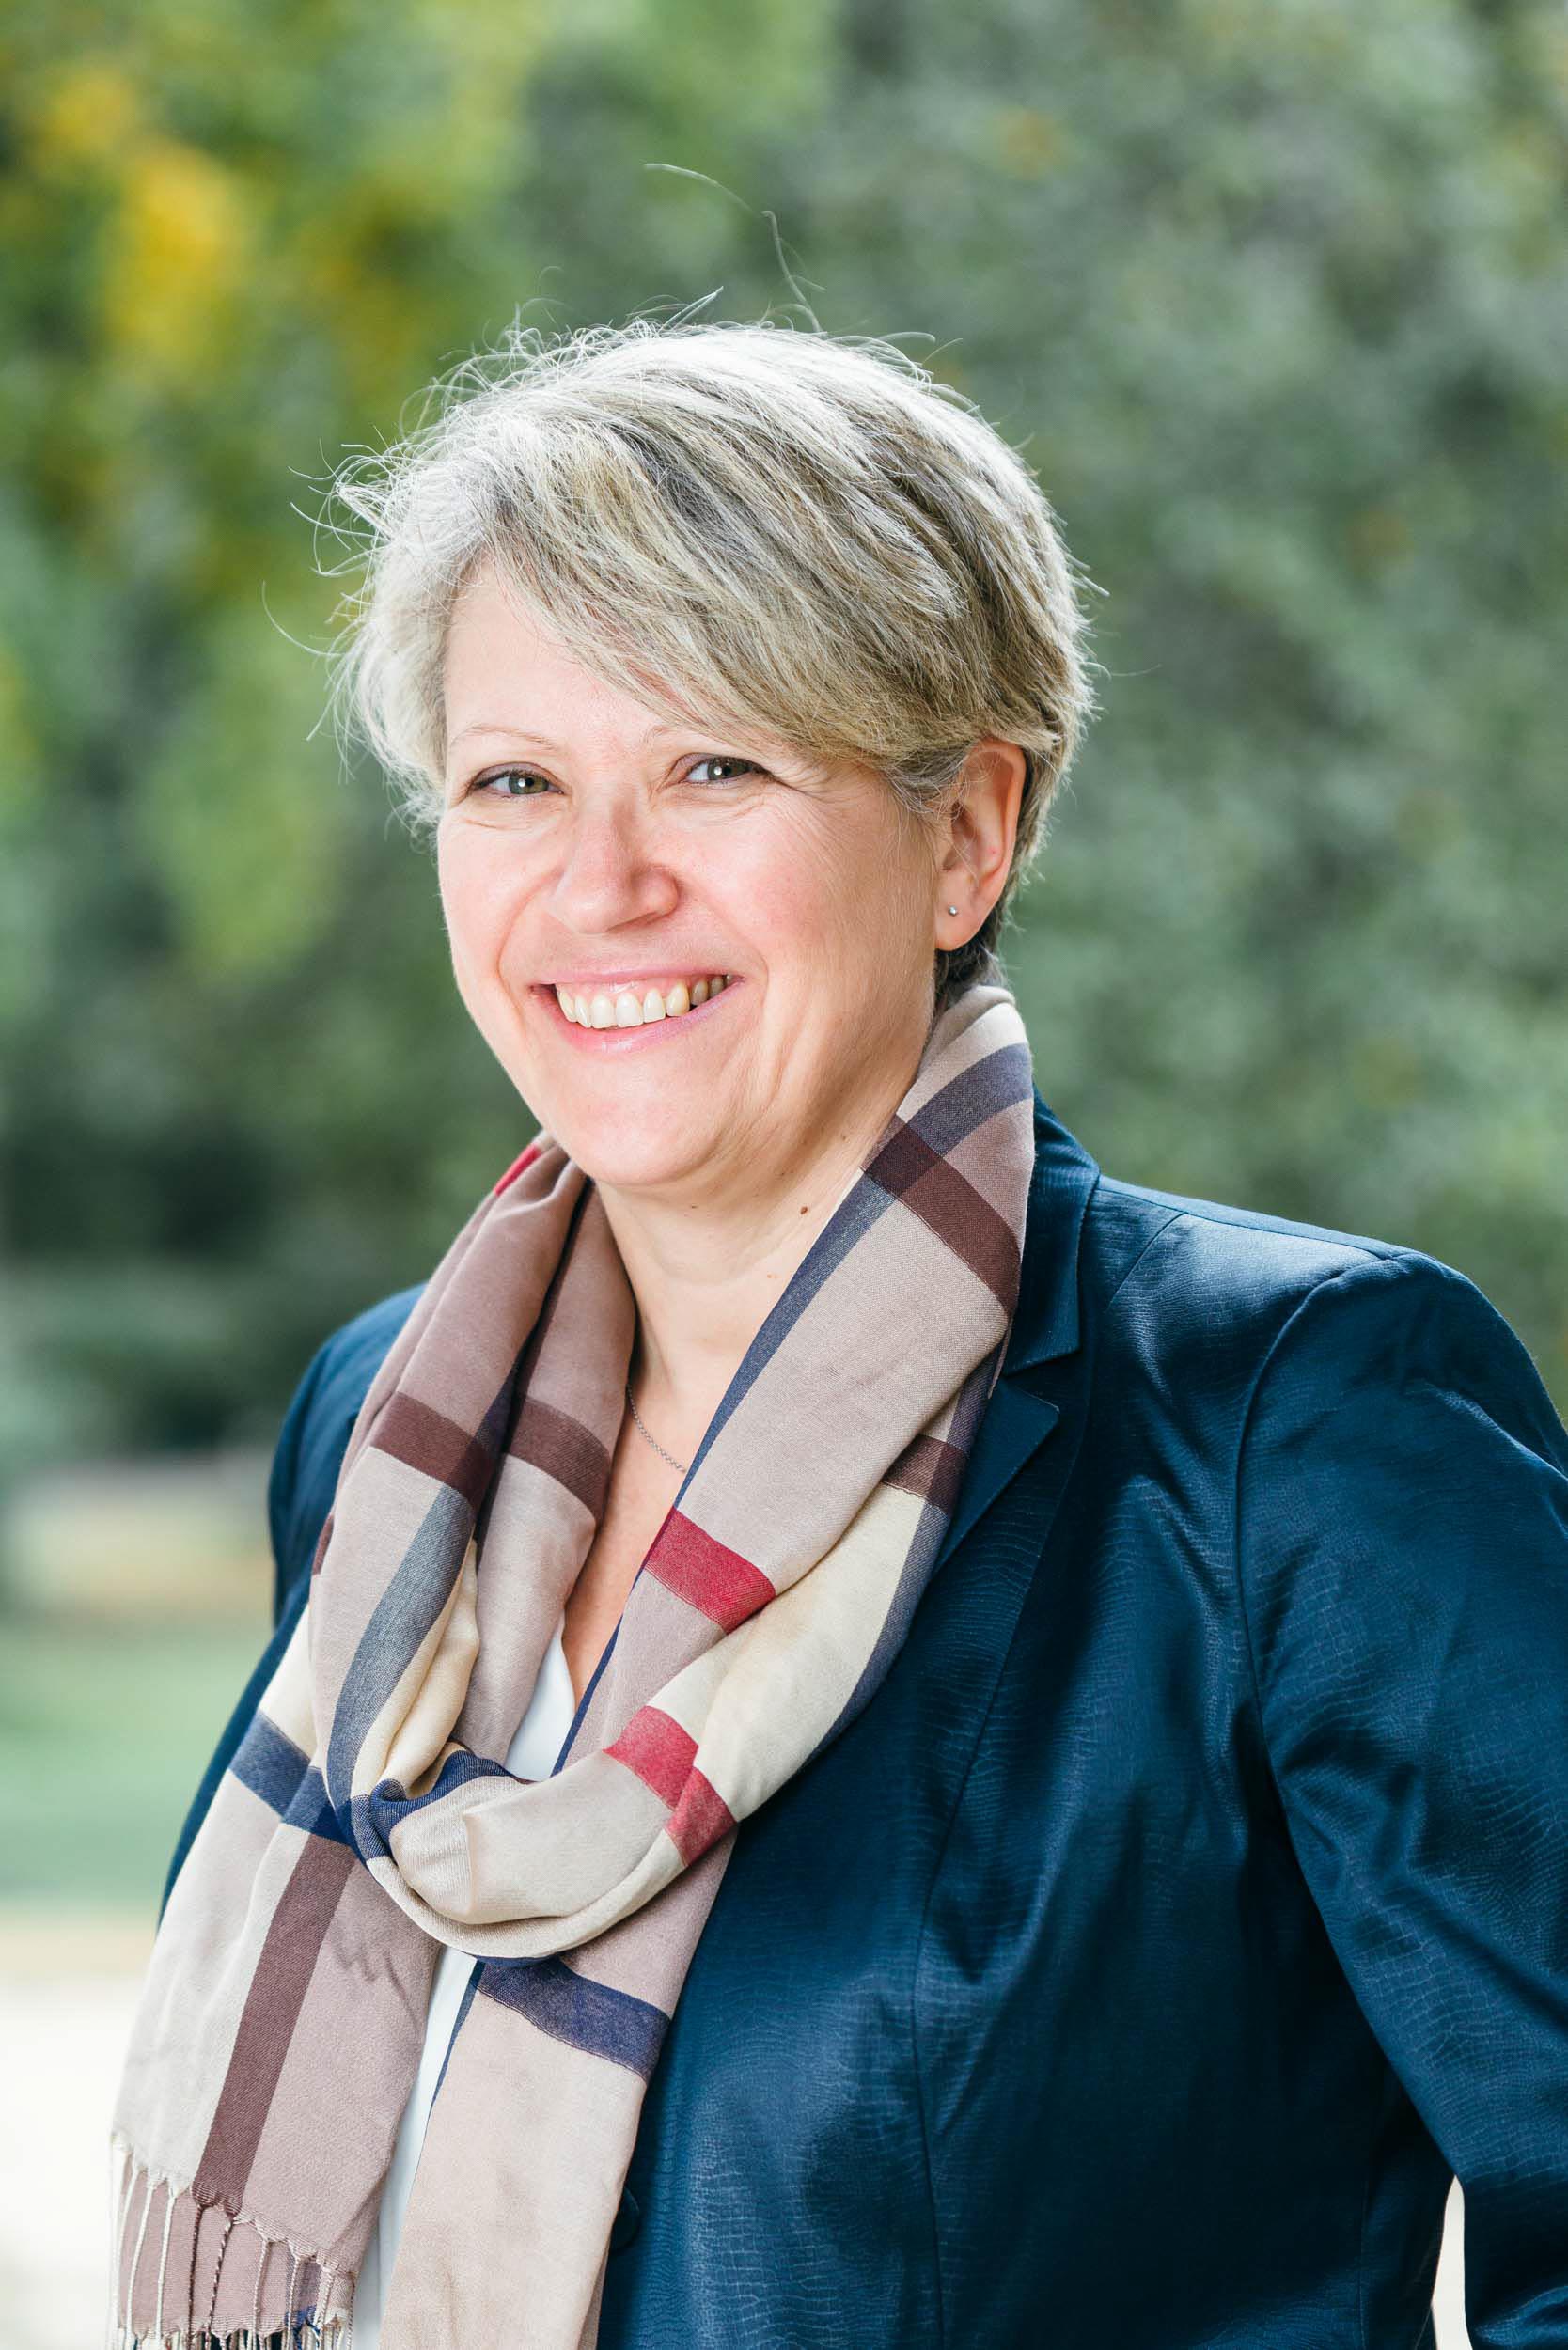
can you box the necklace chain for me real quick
[624,1379,690,1475]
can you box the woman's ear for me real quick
[938,740,1027,929]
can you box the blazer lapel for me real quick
[931,1087,1099,1576]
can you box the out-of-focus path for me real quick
[0,1910,1472,2349]
[0,1913,154,2350]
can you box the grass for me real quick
[0,1613,269,1912]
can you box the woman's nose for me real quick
[547,808,680,930]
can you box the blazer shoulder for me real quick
[1087,1167,1415,1304]
[1075,1167,1478,1402]
[267,1280,427,1619]
[314,1281,428,1405]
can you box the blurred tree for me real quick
[1,0,1564,1492]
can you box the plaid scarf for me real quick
[110,981,1036,2348]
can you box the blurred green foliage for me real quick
[0,1616,265,1902]
[2,0,1565,1504]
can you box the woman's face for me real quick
[436,561,950,1206]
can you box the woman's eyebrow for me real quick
[447,718,696,754]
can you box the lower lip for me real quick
[534,980,743,1055]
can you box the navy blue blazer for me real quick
[165,1090,1568,2349]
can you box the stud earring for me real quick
[946,905,959,916]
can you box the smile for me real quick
[535,975,741,1053]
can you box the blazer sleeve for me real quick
[158,1283,427,1919]
[1235,1247,1568,2345]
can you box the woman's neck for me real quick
[601,1093,895,1448]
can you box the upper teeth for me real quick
[554,975,731,1028]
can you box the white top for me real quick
[351,1610,580,2347]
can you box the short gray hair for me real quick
[322,316,1101,1013]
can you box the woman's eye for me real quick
[471,768,547,799]
[687,755,760,786]
[463,757,760,800]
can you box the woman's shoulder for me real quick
[301,1281,429,1400]
[1083,1159,1476,1342]
[1075,1167,1564,1468]
[267,1280,427,1617]
[1085,1163,1413,1307]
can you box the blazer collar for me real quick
[1002,1086,1101,1377]
[931,1087,1101,1574]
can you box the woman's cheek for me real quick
[440,838,519,978]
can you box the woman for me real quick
[112,320,1568,2350]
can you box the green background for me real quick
[2,0,1564,1903]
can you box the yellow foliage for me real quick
[994,108,1068,180]
[102,138,255,381]
[0,646,39,819]
[28,60,142,174]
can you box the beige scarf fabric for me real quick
[109,980,1036,2347]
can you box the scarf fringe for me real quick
[109,2143,354,2350]
[110,2331,351,2349]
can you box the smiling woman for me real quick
[107,317,1568,2350]
[431,556,1016,1242]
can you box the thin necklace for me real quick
[624,1379,689,1474]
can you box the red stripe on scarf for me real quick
[647,1511,775,1631]
[494,1139,544,1196]
[666,1768,736,1866]
[605,1706,697,1807]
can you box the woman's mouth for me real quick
[533,974,742,1054]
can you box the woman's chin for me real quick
[557,1118,736,1197]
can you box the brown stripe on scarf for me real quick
[510,1392,615,1521]
[310,1505,335,1577]
[884,1428,969,1516]
[373,1390,496,1513]
[196,1835,356,2203]
[865,1116,1021,1311]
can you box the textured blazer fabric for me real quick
[165,1089,1568,2350]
